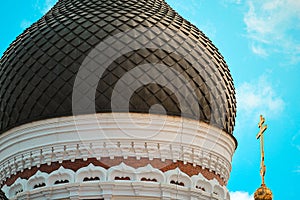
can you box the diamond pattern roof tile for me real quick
[0,0,236,136]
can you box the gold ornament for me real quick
[254,184,273,200]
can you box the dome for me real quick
[0,0,236,134]
[254,184,273,200]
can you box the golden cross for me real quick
[256,115,268,185]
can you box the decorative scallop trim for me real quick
[107,162,136,181]
[191,173,213,193]
[47,166,74,186]
[165,168,192,187]
[135,164,165,183]
[0,141,231,183]
[27,171,48,190]
[75,163,106,182]
[7,178,26,198]
[2,163,230,200]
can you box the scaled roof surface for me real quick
[0,0,236,134]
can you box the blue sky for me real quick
[0,0,299,199]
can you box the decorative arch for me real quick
[47,166,75,186]
[8,178,26,198]
[75,163,106,182]
[191,173,212,193]
[212,179,225,199]
[136,164,165,183]
[27,171,48,190]
[107,163,136,181]
[165,168,192,187]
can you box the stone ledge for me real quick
[0,113,236,185]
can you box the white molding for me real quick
[107,162,136,181]
[135,164,165,183]
[5,182,229,200]
[47,166,75,186]
[2,163,230,200]
[0,113,236,184]
[8,177,26,198]
[213,184,226,199]
[75,163,107,182]
[27,171,48,190]
[191,173,213,193]
[165,168,192,187]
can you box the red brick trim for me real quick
[4,157,225,187]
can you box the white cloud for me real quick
[292,131,300,151]
[291,131,300,174]
[197,21,217,40]
[34,0,58,14]
[244,0,300,64]
[20,20,32,30]
[251,44,268,57]
[19,0,57,31]
[42,0,58,13]
[221,0,242,5]
[236,76,284,119]
[230,191,254,200]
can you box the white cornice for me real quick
[0,113,236,185]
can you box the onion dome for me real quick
[254,184,273,200]
[0,0,236,135]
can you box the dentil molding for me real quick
[0,113,236,185]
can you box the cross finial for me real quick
[256,115,268,185]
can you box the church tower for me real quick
[0,0,237,199]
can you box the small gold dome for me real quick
[254,184,273,200]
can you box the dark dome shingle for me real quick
[0,189,8,200]
[0,0,236,134]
